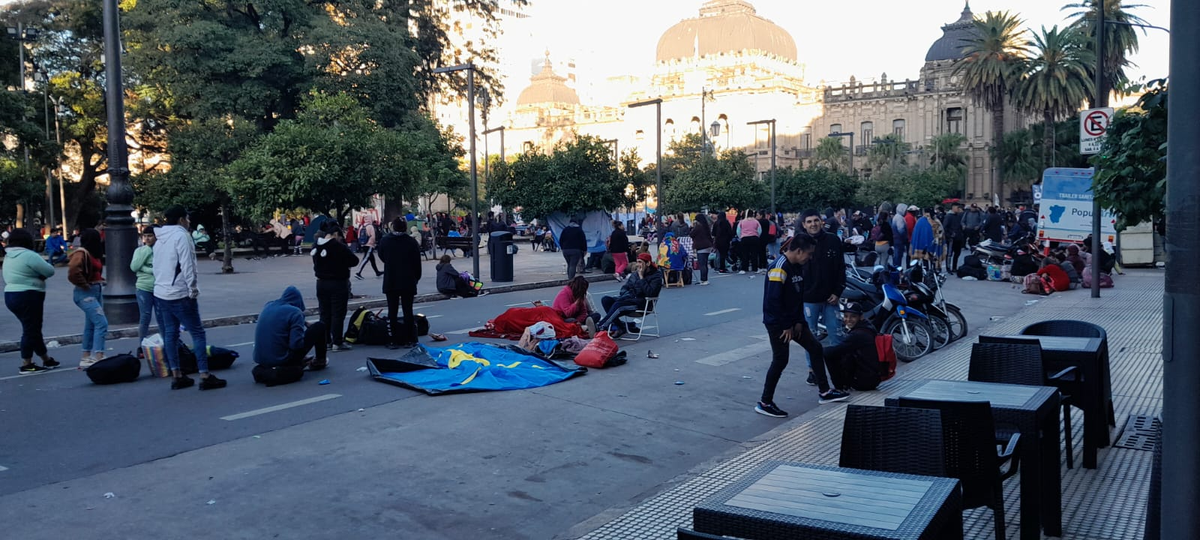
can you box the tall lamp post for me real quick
[827,131,855,177]
[628,99,663,215]
[700,87,715,155]
[748,119,777,215]
[100,0,137,323]
[6,24,38,228]
[431,63,480,278]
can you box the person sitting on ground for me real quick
[436,255,486,298]
[660,232,689,272]
[824,301,882,392]
[253,286,327,376]
[552,276,599,336]
[1037,255,1071,293]
[44,227,68,265]
[596,252,663,338]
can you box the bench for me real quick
[436,236,476,257]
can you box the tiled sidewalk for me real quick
[576,270,1164,540]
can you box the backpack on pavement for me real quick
[86,353,141,385]
[875,335,897,382]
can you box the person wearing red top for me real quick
[551,276,598,336]
[904,206,918,242]
[67,229,108,369]
[1037,257,1071,292]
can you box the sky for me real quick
[497,0,1171,99]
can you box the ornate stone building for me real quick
[497,0,1021,204]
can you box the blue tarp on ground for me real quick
[367,342,586,395]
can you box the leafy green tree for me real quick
[488,135,625,221]
[1093,79,1166,232]
[618,148,651,210]
[866,133,911,172]
[956,10,1030,198]
[813,136,849,172]
[1063,0,1147,107]
[1016,26,1094,170]
[774,167,858,213]
[662,149,764,214]
[859,167,961,210]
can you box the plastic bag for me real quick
[575,331,622,368]
[527,321,557,339]
[141,334,170,378]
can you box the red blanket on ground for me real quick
[468,306,586,340]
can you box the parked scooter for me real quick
[841,257,935,362]
[901,261,968,348]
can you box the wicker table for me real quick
[887,380,1061,540]
[693,462,963,539]
[1004,334,1111,469]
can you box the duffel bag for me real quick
[252,364,305,387]
[575,331,626,368]
[344,307,370,344]
[206,346,240,370]
[86,353,141,385]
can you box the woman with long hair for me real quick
[552,275,598,335]
[67,229,109,369]
[689,212,714,285]
[3,228,60,373]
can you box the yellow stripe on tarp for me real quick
[458,367,481,386]
[499,361,522,368]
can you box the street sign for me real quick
[1079,107,1114,155]
[1037,168,1117,243]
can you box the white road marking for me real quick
[505,301,536,307]
[0,367,77,382]
[425,315,444,319]
[0,465,8,472]
[594,290,619,295]
[696,340,772,367]
[705,308,742,316]
[220,394,342,421]
[227,341,256,348]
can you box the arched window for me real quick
[830,123,842,134]
[665,119,676,141]
[861,121,874,145]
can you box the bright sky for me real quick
[499,0,1171,96]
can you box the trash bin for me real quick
[489,231,515,282]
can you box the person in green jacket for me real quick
[2,229,60,374]
[130,227,165,356]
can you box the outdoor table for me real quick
[1003,334,1111,469]
[692,461,963,540]
[886,379,1062,540]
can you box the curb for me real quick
[0,274,616,354]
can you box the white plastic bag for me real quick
[141,333,164,349]
[527,321,557,339]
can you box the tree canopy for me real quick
[1093,79,1166,232]
[774,167,857,213]
[488,135,627,221]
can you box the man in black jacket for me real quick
[825,302,882,392]
[981,206,1004,243]
[559,220,587,280]
[710,210,733,273]
[796,209,846,385]
[597,253,663,337]
[377,218,423,348]
[943,203,965,272]
[312,224,360,351]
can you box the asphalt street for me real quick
[0,268,1035,539]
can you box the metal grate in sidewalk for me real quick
[1113,415,1162,451]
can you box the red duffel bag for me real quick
[574,331,627,368]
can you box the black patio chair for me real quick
[1021,320,1116,426]
[972,339,1079,469]
[898,398,1021,540]
[840,404,946,477]
[677,528,741,539]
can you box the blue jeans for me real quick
[892,240,907,267]
[155,296,208,373]
[136,289,165,343]
[804,301,842,368]
[73,284,108,355]
[766,240,779,260]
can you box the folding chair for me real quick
[664,269,686,288]
[620,297,660,341]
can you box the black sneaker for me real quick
[42,358,60,369]
[354,274,364,281]
[171,376,195,390]
[199,374,227,391]
[806,371,816,386]
[755,401,788,418]
[19,364,48,374]
[818,389,851,404]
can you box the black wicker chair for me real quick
[898,398,1020,540]
[972,339,1079,468]
[1020,320,1116,426]
[677,527,741,539]
[840,404,947,477]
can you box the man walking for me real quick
[377,217,422,349]
[355,219,383,280]
[559,219,587,280]
[153,206,225,390]
[312,223,359,352]
[798,209,846,385]
[943,203,965,272]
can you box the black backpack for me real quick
[86,353,141,385]
[179,345,239,374]
[252,364,305,387]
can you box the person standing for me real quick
[608,220,630,281]
[736,211,761,274]
[757,211,773,270]
[67,229,108,369]
[890,204,909,267]
[378,217,422,349]
[312,224,359,351]
[981,206,1004,243]
[798,209,846,383]
[130,227,165,358]
[962,203,984,248]
[559,219,587,280]
[757,234,849,418]
[154,206,225,390]
[3,228,60,373]
[943,203,965,272]
[710,210,733,274]
[689,212,714,285]
[355,219,383,279]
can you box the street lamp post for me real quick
[100,0,138,324]
[431,63,481,278]
[748,119,777,215]
[7,24,38,228]
[700,87,715,156]
[50,95,67,233]
[628,99,663,215]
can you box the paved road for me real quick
[0,270,1034,539]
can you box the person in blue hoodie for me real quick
[44,227,68,265]
[254,286,327,372]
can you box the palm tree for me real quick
[867,133,911,172]
[1016,26,1094,170]
[1062,0,1148,107]
[813,137,849,172]
[955,10,1029,200]
[928,133,969,171]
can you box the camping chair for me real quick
[840,404,946,477]
[974,338,1079,468]
[619,297,660,341]
[897,398,1021,540]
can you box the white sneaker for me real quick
[585,317,597,337]
[78,357,98,370]
[700,281,709,286]
[738,270,746,275]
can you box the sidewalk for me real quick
[570,269,1164,540]
[0,246,603,352]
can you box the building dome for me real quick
[925,3,975,62]
[516,54,580,107]
[655,0,797,64]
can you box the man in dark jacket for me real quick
[378,217,423,348]
[981,206,1004,243]
[797,209,846,383]
[254,286,327,371]
[943,203,965,272]
[710,210,734,273]
[311,224,359,351]
[825,302,881,391]
[597,253,663,337]
[757,211,773,270]
[757,233,849,419]
[559,220,587,280]
[962,204,984,247]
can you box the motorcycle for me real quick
[902,261,968,347]
[842,261,935,362]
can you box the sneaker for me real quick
[19,364,49,374]
[78,357,98,370]
[354,274,364,281]
[199,374,227,391]
[42,358,60,369]
[171,376,195,390]
[738,270,746,275]
[584,317,597,338]
[818,389,851,404]
[755,401,788,418]
[700,281,709,286]
[479,290,490,296]
[806,371,816,386]
[330,343,352,352]
[614,273,623,281]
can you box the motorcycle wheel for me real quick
[928,315,952,350]
[944,304,968,341]
[883,317,934,362]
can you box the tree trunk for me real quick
[220,199,235,274]
[992,105,1006,203]
[1042,109,1055,172]
[71,139,103,228]
[15,203,25,229]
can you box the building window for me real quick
[523,141,534,152]
[665,119,675,141]
[892,119,906,141]
[861,121,874,145]
[830,123,842,134]
[946,108,963,134]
